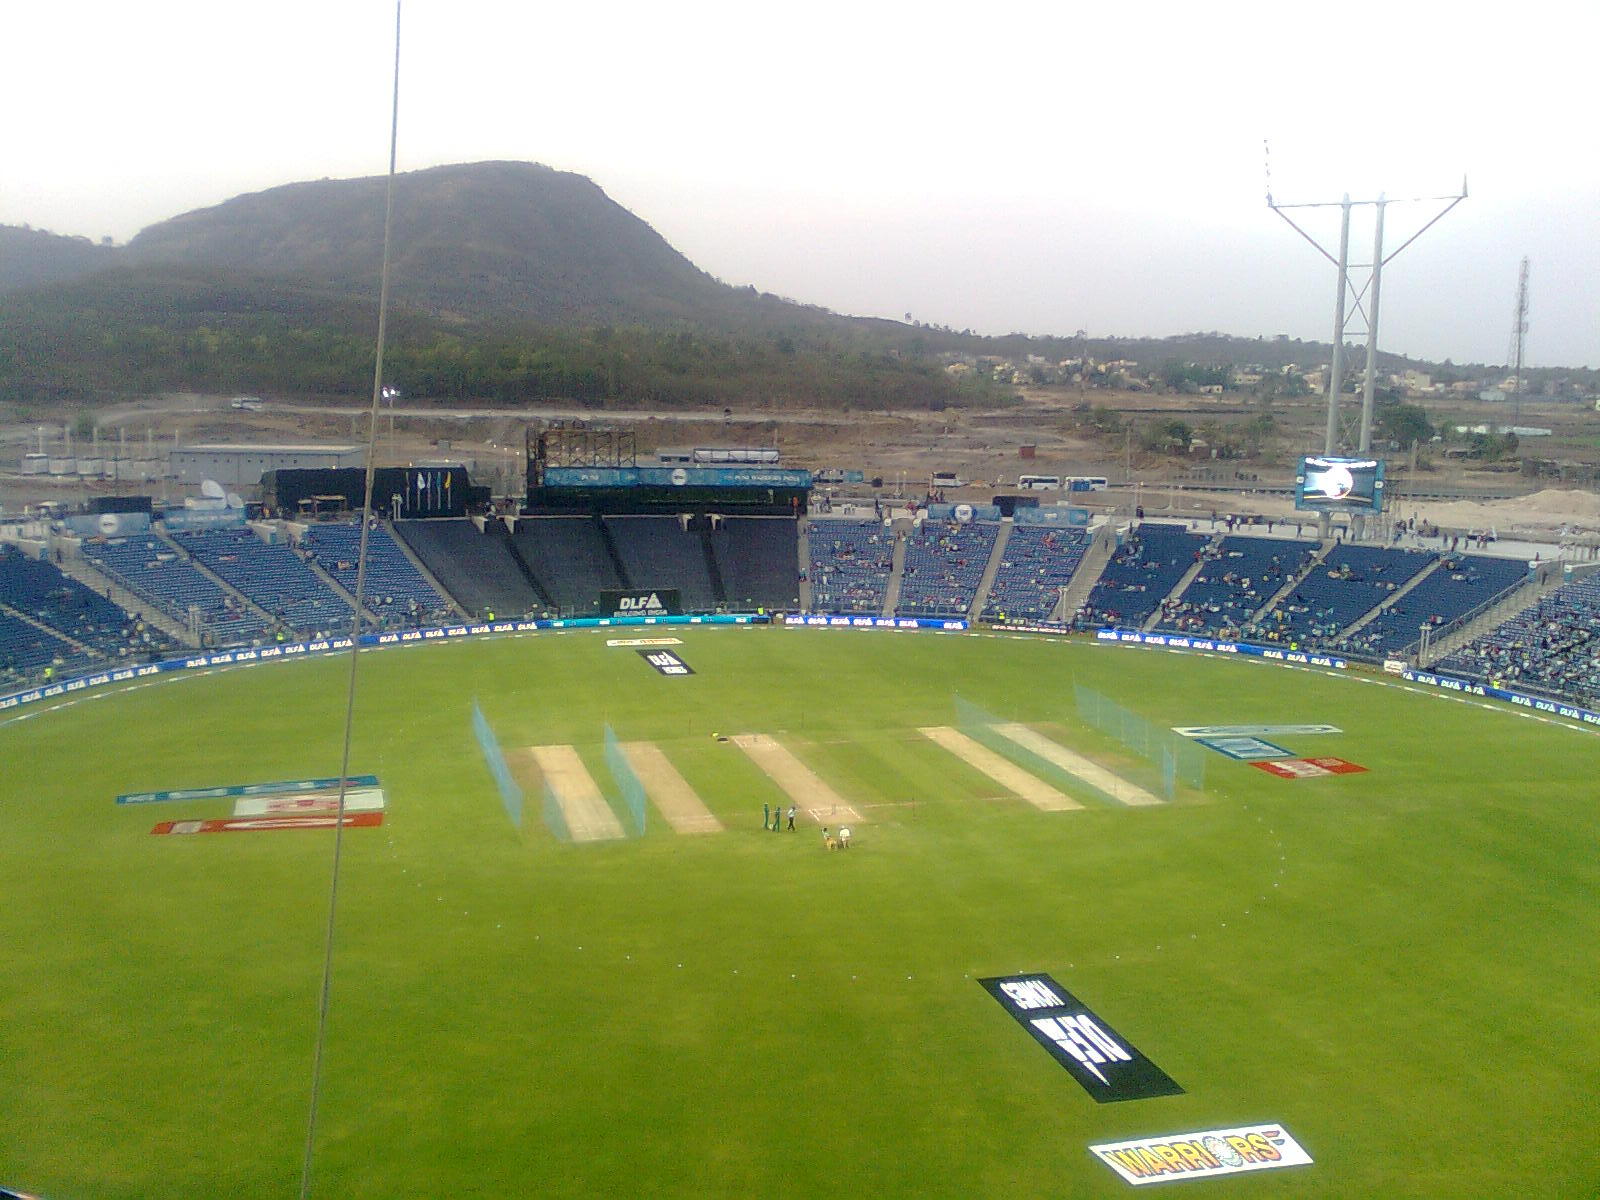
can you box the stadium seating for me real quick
[1339,553,1530,658]
[1249,544,1435,648]
[1434,574,1600,706]
[393,518,543,619]
[0,545,170,664]
[709,517,800,612]
[86,535,271,646]
[981,525,1091,622]
[808,520,894,614]
[512,517,625,617]
[1157,536,1319,636]
[1079,523,1210,628]
[0,610,80,683]
[301,521,453,628]
[174,527,352,637]
[896,520,999,617]
[604,516,718,613]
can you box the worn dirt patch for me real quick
[918,726,1081,811]
[731,734,862,824]
[620,742,722,834]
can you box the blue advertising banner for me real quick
[783,614,967,631]
[65,512,153,537]
[1012,507,1091,527]
[160,508,248,530]
[542,465,812,489]
[0,614,766,717]
[1401,668,1600,728]
[116,775,380,805]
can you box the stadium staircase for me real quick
[967,520,1013,620]
[1052,523,1116,623]
[597,516,633,589]
[0,600,91,658]
[796,519,813,612]
[153,526,281,634]
[1417,571,1561,668]
[1141,533,1222,632]
[296,547,377,629]
[1336,557,1442,642]
[383,520,465,620]
[699,525,728,609]
[881,520,910,618]
[1247,539,1334,626]
[496,519,558,614]
[54,554,196,646]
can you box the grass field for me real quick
[2,626,1598,1197]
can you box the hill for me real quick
[118,161,803,330]
[0,224,120,292]
[5,161,1589,412]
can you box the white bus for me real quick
[1017,474,1062,491]
[1065,475,1109,492]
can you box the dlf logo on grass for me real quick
[979,973,1183,1102]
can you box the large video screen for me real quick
[1294,456,1385,513]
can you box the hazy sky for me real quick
[5,2,1596,367]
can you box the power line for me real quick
[299,4,402,1197]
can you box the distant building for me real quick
[170,443,366,488]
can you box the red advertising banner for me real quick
[151,812,384,835]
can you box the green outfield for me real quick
[2,627,1597,1197]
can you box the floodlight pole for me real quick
[1321,198,1352,540]
[1357,198,1387,458]
[1268,177,1465,541]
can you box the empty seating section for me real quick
[1340,554,1531,658]
[0,546,168,666]
[513,518,623,616]
[176,527,351,636]
[895,521,998,617]
[1158,537,1318,635]
[981,526,1091,622]
[0,611,78,681]
[1080,524,1209,628]
[1253,545,1434,647]
[301,522,452,627]
[710,518,800,612]
[394,519,542,619]
[87,535,270,646]
[604,517,717,612]
[809,521,893,614]
[1435,575,1600,706]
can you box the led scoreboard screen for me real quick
[1294,455,1385,513]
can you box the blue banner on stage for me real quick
[543,465,812,489]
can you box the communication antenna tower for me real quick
[1265,144,1467,536]
[1508,257,1530,426]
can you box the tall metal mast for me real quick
[1266,154,1467,537]
[1509,257,1530,427]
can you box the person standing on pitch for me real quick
[763,802,771,831]
[786,804,796,831]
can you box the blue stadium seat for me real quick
[809,520,893,614]
[982,525,1091,622]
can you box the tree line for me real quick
[0,303,1003,414]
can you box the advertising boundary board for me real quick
[1401,667,1600,729]
[784,615,969,631]
[0,614,765,717]
[10,610,1600,735]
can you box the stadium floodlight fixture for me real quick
[1265,144,1465,537]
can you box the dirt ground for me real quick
[620,741,721,834]
[730,733,862,824]
[917,726,1082,811]
[3,388,1597,541]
